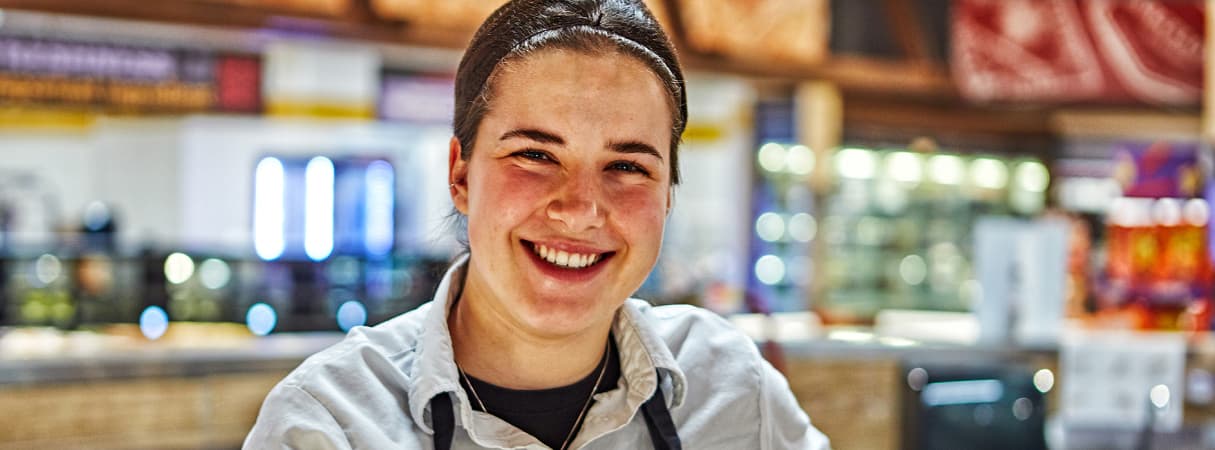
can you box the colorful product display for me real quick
[1098,140,1211,331]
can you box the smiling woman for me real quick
[244,1,829,449]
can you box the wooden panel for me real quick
[0,379,207,449]
[371,0,674,34]
[203,372,293,448]
[784,358,901,450]
[370,0,508,29]
[677,0,829,66]
[0,371,288,450]
[193,0,351,16]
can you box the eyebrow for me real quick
[500,128,565,145]
[499,127,664,162]
[608,140,663,162]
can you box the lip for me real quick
[519,239,615,283]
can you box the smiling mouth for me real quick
[523,240,613,270]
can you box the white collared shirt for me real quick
[244,257,830,449]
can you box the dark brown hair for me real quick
[453,0,686,184]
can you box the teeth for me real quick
[533,244,602,269]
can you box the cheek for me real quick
[468,165,550,230]
[608,186,668,242]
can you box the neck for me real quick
[449,276,612,390]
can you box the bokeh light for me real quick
[164,252,195,284]
[139,306,169,340]
[246,303,278,336]
[336,300,368,332]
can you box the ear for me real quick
[449,137,470,214]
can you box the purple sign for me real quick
[0,36,201,81]
[379,74,454,125]
[1113,140,1202,198]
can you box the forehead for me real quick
[482,49,673,144]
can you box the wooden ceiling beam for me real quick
[843,98,1053,137]
[882,0,936,63]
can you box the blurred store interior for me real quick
[0,0,1210,448]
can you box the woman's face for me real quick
[450,49,673,339]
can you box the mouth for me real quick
[522,240,614,270]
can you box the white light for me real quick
[971,158,1009,190]
[1184,199,1210,226]
[835,148,877,179]
[921,379,1005,406]
[755,213,785,242]
[929,155,965,185]
[139,306,169,341]
[757,143,787,173]
[34,254,61,285]
[364,160,395,257]
[1152,198,1183,226]
[786,145,815,175]
[198,258,232,290]
[907,367,929,391]
[336,300,368,332]
[827,329,874,343]
[787,213,817,242]
[879,336,917,347]
[885,152,923,184]
[305,156,335,261]
[1033,369,1055,393]
[83,201,111,231]
[164,252,195,284]
[1014,161,1050,192]
[754,255,786,285]
[900,254,927,286]
[1013,397,1033,421]
[246,303,278,336]
[1150,384,1171,409]
[253,157,286,261]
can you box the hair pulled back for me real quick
[453,0,686,184]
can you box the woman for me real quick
[245,1,829,449]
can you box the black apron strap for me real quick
[431,372,682,450]
[640,371,682,450]
[431,393,455,450]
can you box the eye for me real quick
[512,149,554,162]
[607,161,651,176]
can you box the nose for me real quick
[546,174,605,232]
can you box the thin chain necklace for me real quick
[458,339,611,450]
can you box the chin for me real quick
[517,294,618,337]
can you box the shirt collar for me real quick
[406,254,467,433]
[406,255,688,435]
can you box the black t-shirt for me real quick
[458,339,621,450]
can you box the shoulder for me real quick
[625,300,764,379]
[251,303,435,440]
[246,302,439,448]
[279,301,432,393]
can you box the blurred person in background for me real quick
[245,0,828,448]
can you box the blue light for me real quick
[304,156,335,261]
[364,160,395,257]
[253,157,286,261]
[246,303,278,336]
[921,379,1005,406]
[336,300,367,332]
[139,306,169,340]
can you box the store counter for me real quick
[1,318,1212,450]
